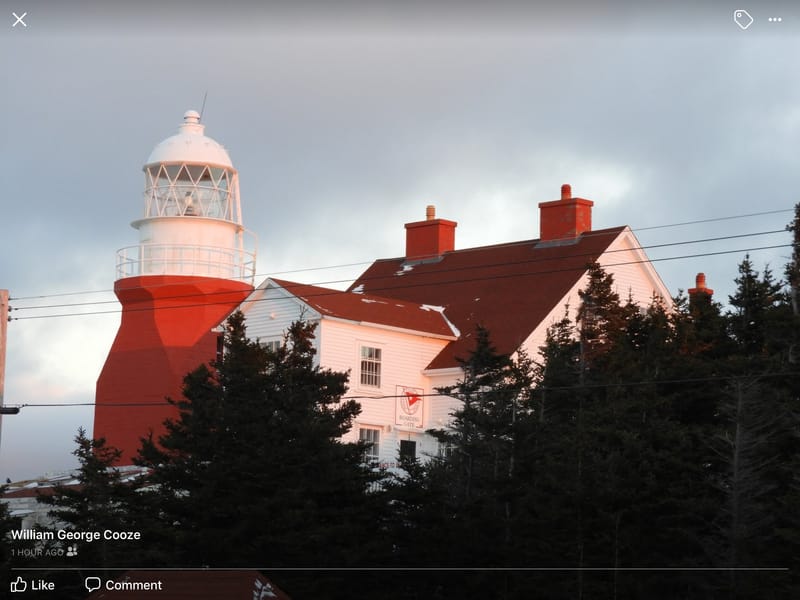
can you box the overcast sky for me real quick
[2,1,799,481]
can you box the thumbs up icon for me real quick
[10,576,28,592]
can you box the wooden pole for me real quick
[0,289,8,450]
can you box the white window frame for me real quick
[262,339,282,353]
[437,440,455,460]
[359,427,381,463]
[359,344,382,389]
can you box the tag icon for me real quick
[734,9,754,30]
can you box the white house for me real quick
[242,278,461,468]
[242,184,672,467]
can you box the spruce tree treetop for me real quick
[577,261,628,367]
[37,429,134,536]
[728,255,784,356]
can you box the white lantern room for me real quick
[116,110,256,282]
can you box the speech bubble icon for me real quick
[85,577,102,593]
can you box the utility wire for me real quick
[7,242,791,321]
[8,207,793,303]
[632,208,792,231]
[9,228,785,312]
[7,227,789,316]
[8,370,798,410]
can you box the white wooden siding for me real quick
[242,290,460,468]
[319,319,457,466]
[241,282,322,351]
[425,368,465,428]
[597,228,672,308]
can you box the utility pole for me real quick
[1,289,8,450]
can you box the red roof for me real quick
[269,278,458,339]
[348,227,626,369]
[3,486,62,499]
[87,570,291,599]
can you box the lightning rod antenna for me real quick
[199,91,208,122]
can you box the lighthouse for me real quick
[94,111,256,463]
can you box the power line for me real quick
[7,370,797,411]
[632,208,792,231]
[6,259,377,302]
[7,242,791,321]
[9,228,784,312]
[7,206,794,303]
[7,225,790,317]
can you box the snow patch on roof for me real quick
[420,304,443,312]
[352,284,364,294]
[395,264,415,276]
[361,298,388,305]
[420,304,461,337]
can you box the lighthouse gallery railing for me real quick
[116,242,256,285]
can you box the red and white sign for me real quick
[395,386,424,429]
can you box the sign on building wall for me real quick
[395,386,424,429]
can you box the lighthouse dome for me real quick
[117,109,255,285]
[145,110,234,168]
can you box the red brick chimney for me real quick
[688,272,714,302]
[405,205,457,260]
[538,183,594,241]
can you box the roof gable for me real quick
[348,227,627,369]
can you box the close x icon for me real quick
[12,11,28,27]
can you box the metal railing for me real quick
[116,242,256,284]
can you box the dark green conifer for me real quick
[135,313,385,596]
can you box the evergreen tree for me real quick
[37,429,140,566]
[32,429,141,598]
[523,311,587,597]
[709,254,800,598]
[784,203,800,319]
[134,312,385,596]
[577,261,628,369]
[531,269,722,598]
[728,256,784,356]
[384,257,800,599]
[388,326,534,598]
[533,307,581,426]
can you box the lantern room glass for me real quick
[144,163,236,221]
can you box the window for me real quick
[360,346,382,388]
[437,441,455,460]
[216,333,224,363]
[262,339,282,353]
[399,440,417,462]
[359,427,380,462]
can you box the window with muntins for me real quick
[360,346,382,388]
[359,427,380,462]
[262,340,282,353]
[437,441,455,460]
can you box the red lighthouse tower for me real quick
[94,111,256,463]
